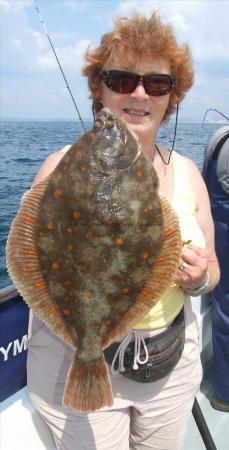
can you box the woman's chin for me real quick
[124,122,146,140]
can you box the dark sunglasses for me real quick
[100,70,176,97]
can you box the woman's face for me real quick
[101,57,171,149]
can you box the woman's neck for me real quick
[153,147,174,203]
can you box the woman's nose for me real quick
[130,81,149,99]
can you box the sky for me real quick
[1,0,229,122]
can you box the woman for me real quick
[27,12,220,450]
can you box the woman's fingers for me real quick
[174,244,208,289]
[181,246,208,267]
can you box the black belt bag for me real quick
[104,307,185,383]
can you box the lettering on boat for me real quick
[0,335,28,362]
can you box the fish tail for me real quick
[62,353,113,412]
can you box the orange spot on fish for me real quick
[143,207,149,213]
[26,250,36,257]
[47,223,54,230]
[35,280,45,289]
[23,215,33,223]
[136,170,142,177]
[80,166,86,172]
[73,211,81,220]
[164,229,174,238]
[142,289,150,297]
[63,309,70,316]
[68,244,73,251]
[85,232,92,239]
[52,262,60,270]
[67,227,73,234]
[115,237,124,246]
[84,291,93,301]
[104,319,111,325]
[157,256,165,263]
[54,189,61,198]
[49,306,58,315]
[122,288,129,294]
[140,252,149,260]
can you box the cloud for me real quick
[0,87,7,98]
[168,14,190,32]
[63,0,89,11]
[192,41,229,62]
[11,37,23,49]
[2,0,229,120]
[33,39,91,72]
[1,2,91,76]
[0,0,33,11]
[0,0,10,11]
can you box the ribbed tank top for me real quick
[135,151,206,329]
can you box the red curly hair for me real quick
[82,12,194,122]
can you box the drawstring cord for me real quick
[110,330,149,375]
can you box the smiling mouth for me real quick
[123,108,149,117]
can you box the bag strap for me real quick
[212,131,229,160]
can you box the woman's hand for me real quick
[172,157,220,294]
[174,243,209,291]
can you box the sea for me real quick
[0,119,221,290]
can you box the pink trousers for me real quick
[27,296,202,450]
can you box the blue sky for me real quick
[1,0,229,122]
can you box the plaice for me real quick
[6,108,182,412]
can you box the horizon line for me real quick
[1,117,227,124]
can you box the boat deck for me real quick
[184,364,229,450]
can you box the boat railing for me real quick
[0,284,19,304]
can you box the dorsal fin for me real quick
[6,175,76,348]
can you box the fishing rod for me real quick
[202,108,229,128]
[35,6,86,133]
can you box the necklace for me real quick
[155,143,173,165]
[150,145,156,163]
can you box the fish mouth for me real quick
[104,152,125,159]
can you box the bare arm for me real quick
[174,157,220,293]
[32,151,66,185]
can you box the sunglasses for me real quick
[100,70,176,97]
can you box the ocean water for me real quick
[0,120,219,289]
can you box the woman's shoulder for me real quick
[173,151,201,176]
[173,151,208,201]
[33,145,72,185]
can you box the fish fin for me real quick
[104,195,182,347]
[6,178,75,348]
[63,354,113,412]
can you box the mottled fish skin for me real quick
[35,108,163,360]
[6,108,182,411]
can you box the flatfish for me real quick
[6,108,182,412]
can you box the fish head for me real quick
[92,108,141,174]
